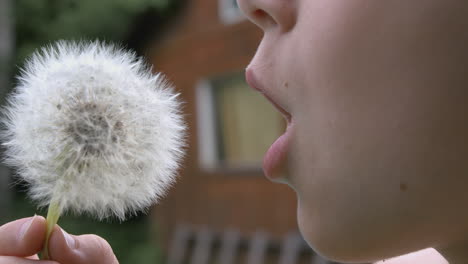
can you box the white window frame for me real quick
[196,79,219,171]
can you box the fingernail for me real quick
[62,229,76,249]
[18,215,37,240]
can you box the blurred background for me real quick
[0,0,342,263]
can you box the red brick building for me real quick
[149,0,298,246]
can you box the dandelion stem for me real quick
[40,199,62,260]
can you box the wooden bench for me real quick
[166,224,346,264]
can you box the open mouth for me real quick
[245,69,293,181]
[245,69,292,124]
[259,90,292,125]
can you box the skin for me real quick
[237,0,468,263]
[0,216,118,264]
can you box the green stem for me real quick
[40,199,62,260]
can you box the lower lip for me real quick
[263,122,293,181]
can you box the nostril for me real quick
[253,9,267,18]
[252,9,277,27]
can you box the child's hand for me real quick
[0,216,118,264]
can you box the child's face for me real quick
[239,0,468,262]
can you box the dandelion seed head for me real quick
[1,40,186,220]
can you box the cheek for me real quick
[288,0,468,262]
[293,105,468,263]
[289,0,468,199]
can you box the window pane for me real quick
[212,73,283,168]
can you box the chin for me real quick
[296,200,402,264]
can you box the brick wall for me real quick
[149,0,298,249]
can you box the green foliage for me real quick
[15,0,169,66]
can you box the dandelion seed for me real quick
[0,40,186,258]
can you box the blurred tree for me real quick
[0,0,13,221]
[14,0,184,67]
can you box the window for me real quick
[218,0,245,25]
[197,72,284,171]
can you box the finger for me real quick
[0,256,58,264]
[48,226,118,264]
[0,216,47,257]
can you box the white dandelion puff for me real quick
[1,40,186,221]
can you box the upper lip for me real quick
[245,69,292,124]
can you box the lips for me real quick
[245,69,293,181]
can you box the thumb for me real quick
[0,216,47,257]
[47,226,118,264]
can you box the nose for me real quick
[237,0,297,32]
